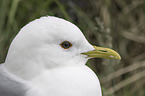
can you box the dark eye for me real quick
[60,41,72,49]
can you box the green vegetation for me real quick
[0,0,145,96]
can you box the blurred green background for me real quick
[0,0,145,96]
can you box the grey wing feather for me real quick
[0,65,29,96]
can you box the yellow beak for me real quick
[82,46,121,59]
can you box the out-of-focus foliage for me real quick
[0,0,145,96]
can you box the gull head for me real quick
[4,16,120,79]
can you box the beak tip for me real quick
[108,55,121,59]
[118,56,121,60]
[115,55,121,60]
[111,53,121,60]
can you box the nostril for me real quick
[99,50,108,52]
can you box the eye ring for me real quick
[60,41,72,49]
